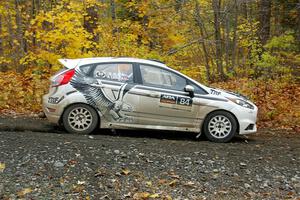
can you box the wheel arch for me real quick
[201,109,240,135]
[59,102,101,128]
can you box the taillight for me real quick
[51,69,75,87]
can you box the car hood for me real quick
[208,87,250,101]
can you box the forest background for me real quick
[0,0,299,131]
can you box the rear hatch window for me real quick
[54,67,68,76]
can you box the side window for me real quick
[140,64,186,91]
[189,82,208,95]
[92,63,133,83]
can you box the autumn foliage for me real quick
[212,79,300,130]
[0,67,50,114]
[0,0,299,130]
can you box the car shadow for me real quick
[230,135,257,143]
[91,128,256,144]
[93,128,196,141]
[52,125,257,144]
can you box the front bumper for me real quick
[231,105,258,135]
[238,120,257,135]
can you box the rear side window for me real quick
[79,65,92,75]
[140,64,186,91]
[92,63,133,83]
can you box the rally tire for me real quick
[203,110,237,143]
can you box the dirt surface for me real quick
[0,117,300,199]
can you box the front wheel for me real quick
[203,111,237,143]
[62,104,99,135]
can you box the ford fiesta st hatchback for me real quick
[43,57,258,142]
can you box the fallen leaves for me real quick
[133,192,160,199]
[68,159,78,166]
[169,174,180,179]
[121,168,131,175]
[77,180,86,185]
[0,162,5,172]
[168,180,178,187]
[146,181,152,187]
[183,181,196,188]
[72,184,85,194]
[0,70,50,114]
[158,179,167,185]
[132,192,173,200]
[212,78,300,130]
[94,167,107,177]
[17,188,33,198]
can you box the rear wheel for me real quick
[203,111,237,143]
[62,104,99,135]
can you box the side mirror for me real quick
[184,85,195,98]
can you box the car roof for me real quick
[58,57,210,92]
[58,57,167,69]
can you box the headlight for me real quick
[228,98,254,110]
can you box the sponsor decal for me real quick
[160,94,192,106]
[95,71,131,82]
[48,96,64,104]
[48,97,59,104]
[210,89,221,95]
[160,94,176,104]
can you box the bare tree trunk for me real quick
[240,0,247,19]
[15,0,26,71]
[194,1,211,81]
[15,0,23,52]
[248,0,253,24]
[110,0,116,27]
[84,3,99,43]
[110,0,119,54]
[273,0,280,36]
[212,0,225,80]
[0,15,3,56]
[175,0,184,12]
[0,15,5,72]
[224,12,230,71]
[231,0,238,70]
[31,0,36,47]
[6,3,14,69]
[259,0,272,44]
[297,0,300,47]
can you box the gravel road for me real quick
[0,118,299,199]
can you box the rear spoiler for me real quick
[58,59,81,69]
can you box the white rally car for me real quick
[43,57,258,142]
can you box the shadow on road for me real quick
[90,128,254,144]
[94,128,198,141]
[24,122,257,143]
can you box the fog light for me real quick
[245,124,254,130]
